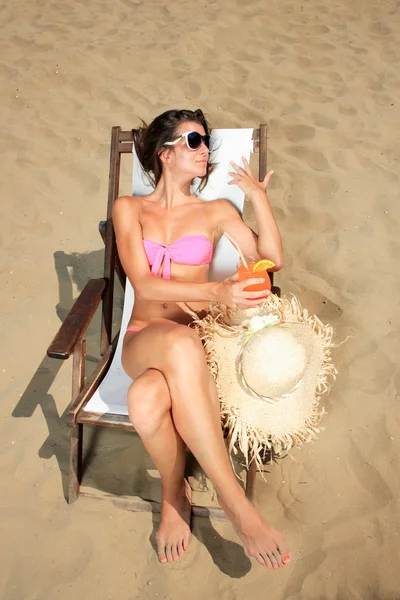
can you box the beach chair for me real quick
[47,124,280,519]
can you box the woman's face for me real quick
[164,120,209,180]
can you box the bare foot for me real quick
[218,492,291,569]
[157,479,192,564]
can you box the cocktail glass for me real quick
[237,257,272,300]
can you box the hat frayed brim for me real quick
[191,294,338,475]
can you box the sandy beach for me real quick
[1,0,400,597]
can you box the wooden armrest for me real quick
[47,278,107,360]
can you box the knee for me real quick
[164,325,204,367]
[128,370,170,434]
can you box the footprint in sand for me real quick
[338,104,357,116]
[307,24,330,34]
[289,206,337,234]
[283,124,316,143]
[347,437,393,508]
[312,113,337,130]
[285,145,330,172]
[348,338,396,394]
[369,21,391,35]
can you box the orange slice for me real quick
[253,259,276,271]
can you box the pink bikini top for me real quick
[143,235,213,279]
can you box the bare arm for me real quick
[227,159,284,270]
[215,198,283,271]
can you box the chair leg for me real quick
[68,424,83,504]
[245,460,257,502]
[69,337,85,503]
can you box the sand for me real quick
[1,0,400,597]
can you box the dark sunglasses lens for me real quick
[204,134,212,150]
[187,132,213,150]
[187,132,203,149]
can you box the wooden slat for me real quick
[78,411,134,429]
[272,285,281,298]
[47,279,106,359]
[117,128,261,155]
[258,124,274,286]
[67,337,118,426]
[119,130,134,142]
[72,338,86,401]
[258,123,268,181]
[69,338,86,504]
[98,221,126,289]
[79,486,228,521]
[101,127,121,355]
[252,128,260,152]
[69,424,83,504]
[119,143,134,154]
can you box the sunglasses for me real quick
[164,131,213,151]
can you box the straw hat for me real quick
[189,293,337,472]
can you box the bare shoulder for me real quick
[112,197,145,237]
[207,198,241,225]
[113,195,143,216]
[114,194,144,207]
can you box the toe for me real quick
[177,540,185,558]
[269,553,280,569]
[165,545,173,563]
[171,544,179,561]
[259,553,274,569]
[183,531,190,551]
[255,554,268,567]
[157,540,167,564]
[273,549,283,568]
[281,550,291,565]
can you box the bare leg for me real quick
[123,322,291,569]
[127,368,191,563]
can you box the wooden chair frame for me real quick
[47,124,279,520]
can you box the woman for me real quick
[113,108,291,569]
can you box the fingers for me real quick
[242,156,252,174]
[238,289,270,300]
[236,278,270,292]
[230,293,269,308]
[230,160,247,176]
[223,271,239,282]
[239,297,269,308]
[263,169,274,187]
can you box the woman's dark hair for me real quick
[132,108,216,192]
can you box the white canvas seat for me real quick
[84,128,254,417]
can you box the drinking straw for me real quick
[224,232,249,269]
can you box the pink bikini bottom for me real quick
[125,326,143,334]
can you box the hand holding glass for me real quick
[237,257,275,300]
